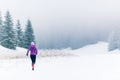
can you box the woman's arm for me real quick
[26,46,31,56]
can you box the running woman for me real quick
[26,42,38,70]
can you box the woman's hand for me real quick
[26,53,28,56]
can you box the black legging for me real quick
[30,55,36,64]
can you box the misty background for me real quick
[0,0,119,49]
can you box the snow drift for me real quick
[0,41,119,59]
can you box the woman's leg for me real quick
[30,55,36,64]
[30,55,36,70]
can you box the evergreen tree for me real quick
[0,12,4,42]
[1,11,16,49]
[108,28,120,51]
[23,19,35,48]
[16,20,24,47]
[108,31,117,51]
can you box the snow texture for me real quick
[0,42,120,80]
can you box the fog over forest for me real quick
[0,0,119,49]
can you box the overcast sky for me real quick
[0,0,120,48]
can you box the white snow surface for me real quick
[1,42,120,80]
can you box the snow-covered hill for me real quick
[0,41,119,59]
[1,42,120,80]
[0,46,26,59]
[0,46,73,59]
[0,42,107,59]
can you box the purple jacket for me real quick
[27,45,38,55]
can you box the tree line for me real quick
[0,11,35,50]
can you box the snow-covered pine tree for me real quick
[108,31,117,51]
[16,20,24,47]
[1,11,16,49]
[0,12,4,42]
[23,19,35,49]
[108,28,120,51]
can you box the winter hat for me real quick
[31,42,35,45]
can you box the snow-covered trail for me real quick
[1,53,120,80]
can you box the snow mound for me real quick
[0,46,74,59]
[39,48,74,57]
[1,41,120,59]
[0,46,26,59]
[70,42,108,55]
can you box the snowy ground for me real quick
[1,42,120,80]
